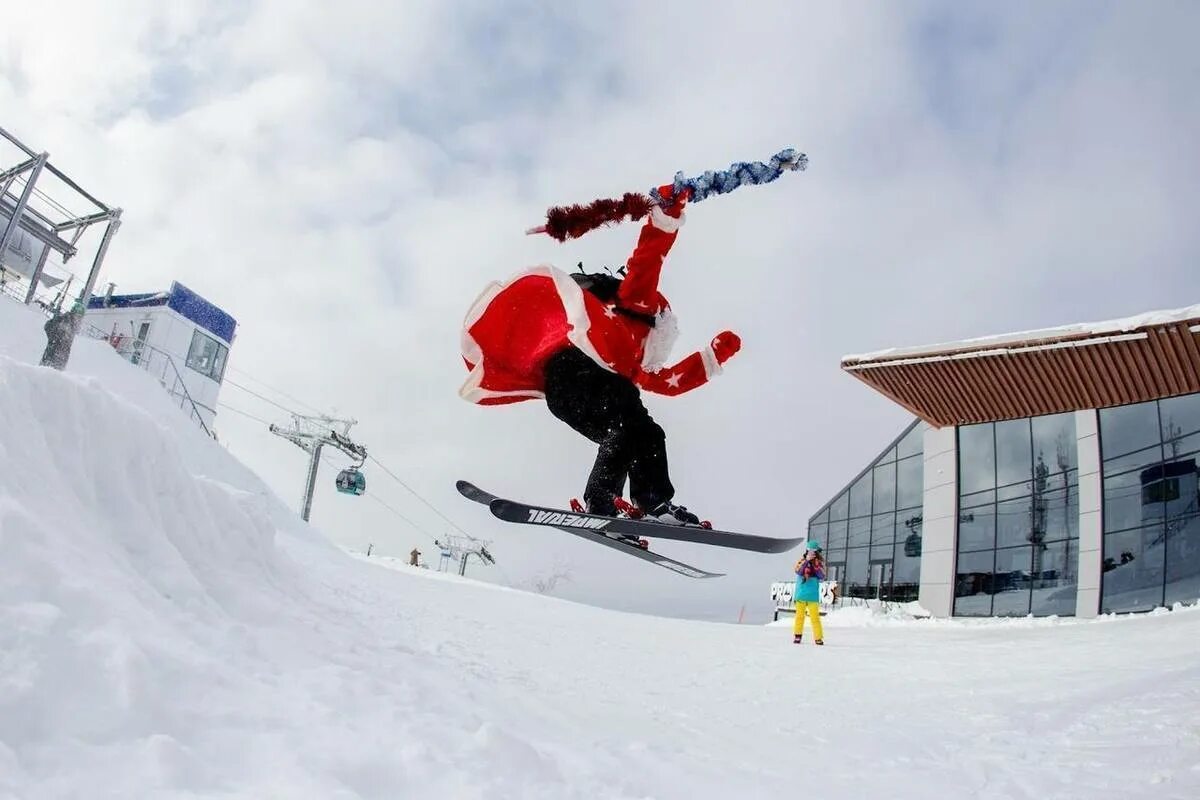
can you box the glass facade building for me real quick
[806,392,1200,618]
[953,413,1080,617]
[1098,393,1200,613]
[817,305,1200,619]
[808,421,926,603]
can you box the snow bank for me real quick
[4,294,1200,798]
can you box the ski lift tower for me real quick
[434,534,496,577]
[269,413,368,522]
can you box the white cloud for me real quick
[3,1,1198,621]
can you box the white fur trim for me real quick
[641,307,680,372]
[546,265,616,372]
[649,204,685,233]
[700,345,722,379]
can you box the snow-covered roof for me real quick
[842,303,1200,365]
[840,303,1200,427]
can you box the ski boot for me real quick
[641,499,713,529]
[793,634,802,645]
[570,497,648,549]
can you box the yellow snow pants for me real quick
[793,601,823,639]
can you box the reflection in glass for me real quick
[1104,469,1156,533]
[1100,400,1160,458]
[897,421,924,459]
[1032,538,1078,616]
[995,496,1033,549]
[1165,514,1200,606]
[846,547,869,597]
[849,471,872,518]
[992,546,1032,616]
[873,462,897,513]
[957,504,996,552]
[1039,485,1079,542]
[1103,444,1165,479]
[830,491,849,522]
[896,456,923,510]
[1159,393,1200,440]
[848,517,871,548]
[871,513,895,560]
[1031,412,1078,474]
[891,534,921,603]
[827,519,848,550]
[959,424,996,495]
[954,550,994,616]
[995,418,1033,490]
[1101,525,1166,613]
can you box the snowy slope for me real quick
[2,296,1199,799]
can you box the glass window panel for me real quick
[871,513,895,560]
[1100,400,1161,459]
[896,456,923,510]
[995,418,1032,490]
[845,547,870,598]
[1031,412,1078,474]
[897,421,924,459]
[1165,514,1200,607]
[1038,485,1079,542]
[884,445,898,463]
[826,547,846,571]
[1159,392,1200,440]
[827,519,848,550]
[829,491,849,522]
[848,517,871,547]
[1101,525,1166,613]
[957,504,996,552]
[849,471,873,518]
[997,480,1033,502]
[996,496,1033,549]
[960,488,996,509]
[808,522,828,547]
[1160,459,1198,527]
[1031,538,1078,616]
[1103,444,1166,477]
[872,462,896,513]
[1104,469,1162,534]
[954,550,995,616]
[1166,431,1200,461]
[891,536,922,603]
[959,423,996,495]
[814,507,830,526]
[992,546,1032,616]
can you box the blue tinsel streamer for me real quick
[648,148,808,205]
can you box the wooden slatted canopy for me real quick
[840,306,1200,428]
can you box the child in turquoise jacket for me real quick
[793,540,825,645]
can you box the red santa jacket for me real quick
[459,196,741,406]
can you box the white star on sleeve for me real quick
[665,373,682,389]
[603,305,617,319]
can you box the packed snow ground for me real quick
[2,297,1199,799]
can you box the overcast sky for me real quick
[4,1,1198,622]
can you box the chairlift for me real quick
[335,463,366,496]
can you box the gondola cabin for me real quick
[336,467,366,496]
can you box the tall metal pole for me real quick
[75,212,121,310]
[0,152,47,283]
[301,442,324,522]
[23,244,50,305]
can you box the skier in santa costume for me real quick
[458,186,741,525]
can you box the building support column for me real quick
[1075,410,1103,618]
[918,425,958,617]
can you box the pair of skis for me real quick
[456,481,804,579]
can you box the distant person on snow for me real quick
[793,541,825,645]
[409,548,421,567]
[458,186,741,526]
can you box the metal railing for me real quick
[1,285,217,440]
[79,324,217,440]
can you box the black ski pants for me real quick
[542,346,673,514]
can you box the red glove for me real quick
[711,331,741,364]
[654,184,691,218]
